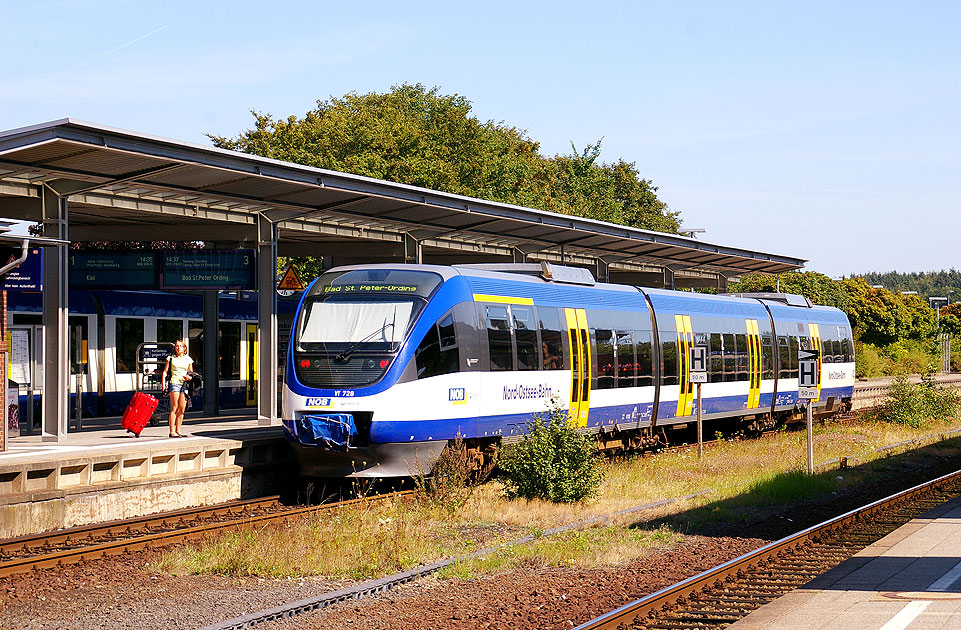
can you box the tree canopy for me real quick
[209,83,680,233]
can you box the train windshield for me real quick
[293,268,442,388]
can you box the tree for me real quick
[210,84,680,233]
[729,271,849,310]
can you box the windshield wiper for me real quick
[335,321,395,362]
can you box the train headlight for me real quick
[300,359,311,368]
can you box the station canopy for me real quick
[0,119,804,286]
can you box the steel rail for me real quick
[573,467,961,630]
[0,492,412,578]
[0,495,284,556]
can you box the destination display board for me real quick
[160,250,255,290]
[65,249,256,290]
[69,252,157,289]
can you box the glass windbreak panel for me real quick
[69,316,88,375]
[158,319,183,345]
[538,308,564,370]
[116,318,143,374]
[219,321,241,380]
[513,305,538,371]
[595,329,615,389]
[616,330,635,388]
[487,304,513,371]
[636,330,654,387]
[188,320,203,372]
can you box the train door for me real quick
[564,308,591,427]
[245,323,258,406]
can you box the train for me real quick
[281,262,856,477]
[6,290,298,420]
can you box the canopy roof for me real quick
[0,118,804,277]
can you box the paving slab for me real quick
[730,495,961,630]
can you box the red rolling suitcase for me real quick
[121,392,159,437]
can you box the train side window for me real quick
[219,321,242,380]
[158,319,183,345]
[616,330,635,388]
[416,313,459,379]
[486,304,513,371]
[661,329,678,386]
[116,318,144,374]
[735,334,748,381]
[722,333,736,382]
[538,307,564,370]
[513,306,538,371]
[840,327,852,363]
[778,335,791,379]
[761,332,775,379]
[188,320,204,372]
[595,329,615,389]
[635,330,654,387]
[709,333,723,383]
[788,336,800,377]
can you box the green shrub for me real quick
[498,408,603,503]
[880,376,961,428]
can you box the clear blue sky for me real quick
[1,1,958,278]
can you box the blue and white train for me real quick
[282,263,856,477]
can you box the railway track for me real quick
[574,469,961,630]
[0,491,411,579]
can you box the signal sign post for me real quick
[798,348,820,474]
[689,346,708,459]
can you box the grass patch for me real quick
[745,469,837,503]
[437,526,681,580]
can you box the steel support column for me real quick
[257,215,279,425]
[202,291,219,415]
[41,188,68,441]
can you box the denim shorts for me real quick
[169,383,185,394]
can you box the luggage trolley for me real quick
[137,342,174,426]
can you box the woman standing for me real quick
[161,340,193,438]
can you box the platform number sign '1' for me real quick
[689,346,708,383]
[798,348,820,399]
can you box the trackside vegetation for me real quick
[730,272,953,377]
[498,409,604,503]
[155,413,961,581]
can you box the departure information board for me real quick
[160,250,255,290]
[69,252,157,289]
[67,250,255,290]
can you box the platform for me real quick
[0,411,291,538]
[731,495,961,630]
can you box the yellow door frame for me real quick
[564,308,591,427]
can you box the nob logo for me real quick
[305,397,332,407]
[449,388,466,402]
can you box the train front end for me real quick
[282,265,458,477]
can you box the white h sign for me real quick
[689,346,707,383]
[798,348,819,399]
